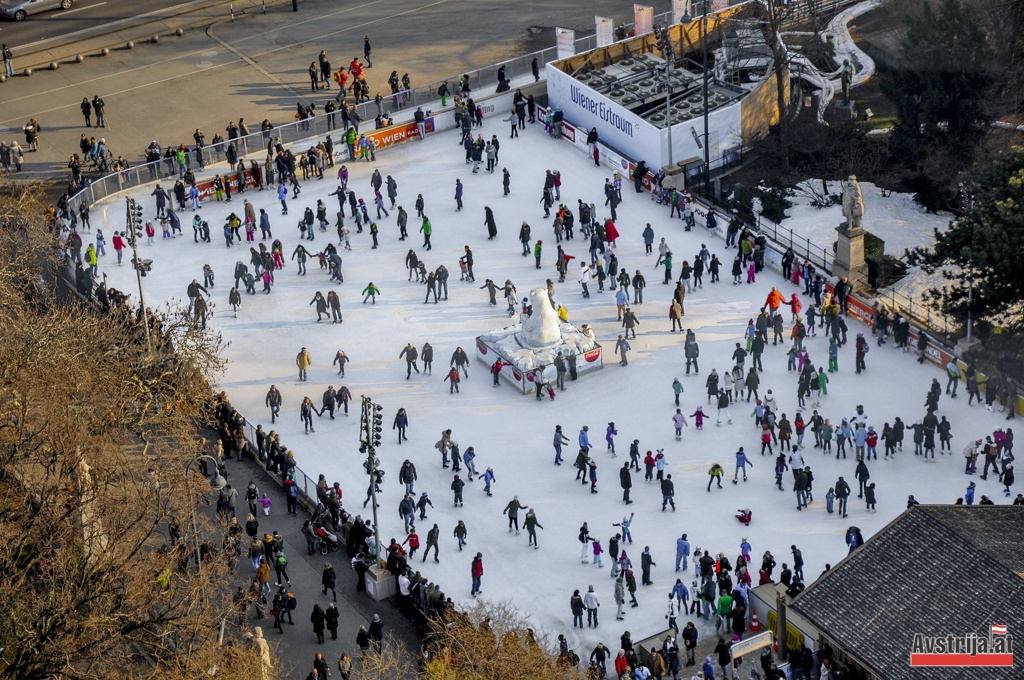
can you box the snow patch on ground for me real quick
[773,180,951,259]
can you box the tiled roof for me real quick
[789,506,1024,680]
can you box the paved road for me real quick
[1,0,227,54]
[0,0,670,182]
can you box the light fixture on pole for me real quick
[185,454,227,572]
[360,396,384,563]
[681,7,712,196]
[124,197,152,352]
[654,24,675,167]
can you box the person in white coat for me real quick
[579,263,592,298]
[614,575,626,620]
[789,447,805,479]
[666,592,679,634]
[583,585,600,627]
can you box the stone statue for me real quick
[519,287,561,347]
[842,174,865,231]
[841,59,853,104]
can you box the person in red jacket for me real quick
[782,293,802,322]
[490,359,505,387]
[615,650,629,677]
[112,231,126,265]
[471,552,483,596]
[403,529,419,560]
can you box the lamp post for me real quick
[185,454,227,572]
[124,197,152,352]
[682,5,712,196]
[655,24,675,167]
[359,396,384,563]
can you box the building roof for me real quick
[789,505,1024,680]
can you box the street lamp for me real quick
[124,197,152,352]
[682,5,712,196]
[359,397,384,563]
[654,24,675,167]
[185,454,227,572]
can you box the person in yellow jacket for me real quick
[296,347,311,382]
[84,243,98,276]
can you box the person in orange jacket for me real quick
[764,287,785,317]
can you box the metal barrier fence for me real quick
[875,284,953,336]
[65,8,680,221]
[237,415,323,512]
[63,0,864,218]
[753,212,835,274]
[70,114,353,216]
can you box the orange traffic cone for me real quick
[773,639,779,654]
[750,613,762,632]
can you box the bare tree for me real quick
[0,179,269,679]
[421,600,565,679]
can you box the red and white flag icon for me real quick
[991,625,1008,636]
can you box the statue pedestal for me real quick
[834,100,857,122]
[365,565,396,602]
[833,221,867,288]
[957,336,982,355]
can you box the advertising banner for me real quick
[556,27,576,59]
[634,4,654,35]
[546,64,663,167]
[596,16,614,47]
[366,120,421,152]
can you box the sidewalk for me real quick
[202,444,421,679]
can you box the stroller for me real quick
[313,524,340,555]
[311,504,341,554]
[735,508,752,526]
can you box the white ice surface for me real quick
[94,121,1009,656]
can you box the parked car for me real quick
[1,0,72,21]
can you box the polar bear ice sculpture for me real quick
[519,287,560,347]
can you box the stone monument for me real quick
[834,59,857,121]
[840,59,853,104]
[833,175,868,288]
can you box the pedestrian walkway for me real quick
[201,442,420,679]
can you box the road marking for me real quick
[13,0,211,51]
[0,0,456,121]
[53,2,107,16]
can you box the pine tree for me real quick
[882,0,994,155]
[911,146,1024,330]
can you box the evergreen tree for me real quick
[882,0,994,155]
[911,147,1024,330]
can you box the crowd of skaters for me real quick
[41,34,1024,678]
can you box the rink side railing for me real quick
[62,0,863,217]
[61,6,681,218]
